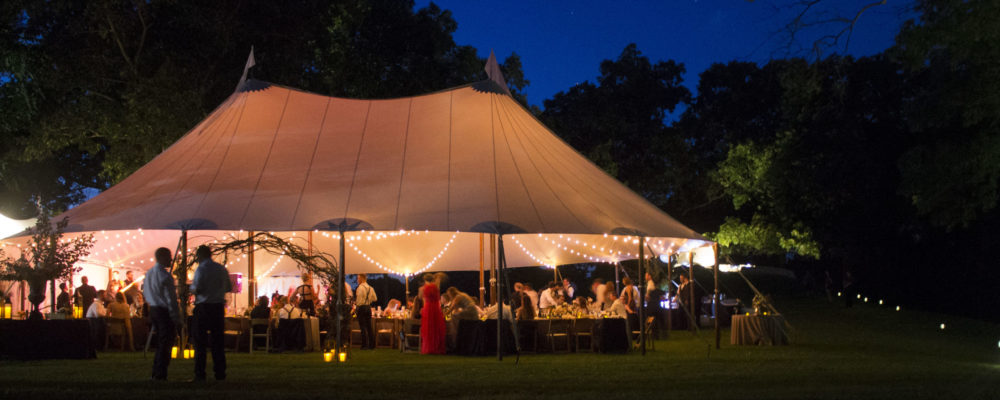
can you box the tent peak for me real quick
[484,50,511,96]
[236,46,257,92]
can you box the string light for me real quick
[343,230,458,276]
[509,235,556,269]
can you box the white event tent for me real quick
[1,53,713,312]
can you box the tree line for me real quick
[2,0,997,318]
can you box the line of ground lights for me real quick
[319,229,458,277]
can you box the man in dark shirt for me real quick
[56,283,71,310]
[74,276,97,313]
[123,271,140,305]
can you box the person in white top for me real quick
[523,283,539,312]
[85,289,108,318]
[592,278,607,310]
[562,278,575,300]
[275,296,304,321]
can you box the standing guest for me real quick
[354,274,377,350]
[511,282,524,310]
[75,276,97,313]
[142,248,180,381]
[592,278,607,310]
[620,277,640,338]
[86,289,108,318]
[538,282,559,315]
[107,271,122,299]
[410,295,423,319]
[56,282,71,311]
[294,273,317,317]
[523,283,539,312]
[108,292,135,350]
[645,273,656,301]
[676,273,698,320]
[420,273,446,354]
[123,271,140,305]
[516,291,536,320]
[562,278,576,300]
[190,245,232,382]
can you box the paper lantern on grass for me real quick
[338,352,347,362]
[323,352,333,362]
[939,323,946,330]
[171,346,179,359]
[73,306,83,319]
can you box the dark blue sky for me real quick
[416,0,915,107]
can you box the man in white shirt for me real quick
[276,296,304,321]
[523,283,539,312]
[562,278,575,300]
[354,274,377,350]
[141,248,180,381]
[85,289,108,318]
[592,278,607,309]
[538,284,558,314]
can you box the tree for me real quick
[540,44,691,207]
[893,0,1000,229]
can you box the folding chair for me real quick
[573,318,595,352]
[249,318,271,354]
[399,319,421,353]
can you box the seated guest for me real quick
[250,296,270,319]
[523,283,539,312]
[108,292,134,350]
[591,278,607,310]
[511,282,524,310]
[56,282,72,311]
[409,295,423,319]
[516,291,535,321]
[572,297,590,315]
[273,295,305,352]
[446,287,479,321]
[276,295,305,321]
[86,290,108,318]
[605,290,627,317]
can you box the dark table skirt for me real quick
[453,319,516,356]
[0,319,96,360]
[593,318,629,353]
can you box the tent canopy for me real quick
[2,60,711,308]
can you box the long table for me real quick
[731,314,788,345]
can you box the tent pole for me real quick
[178,230,189,350]
[336,230,346,355]
[496,234,505,361]
[688,252,695,333]
[248,231,255,309]
[489,234,496,305]
[665,251,672,339]
[615,262,620,294]
[713,243,720,349]
[638,236,646,355]
[479,233,485,308]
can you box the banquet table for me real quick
[591,318,629,353]
[0,319,96,360]
[453,319,517,356]
[274,317,322,352]
[730,314,788,346]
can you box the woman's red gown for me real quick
[420,283,447,354]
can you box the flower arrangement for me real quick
[752,293,772,314]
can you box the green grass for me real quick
[2,298,998,399]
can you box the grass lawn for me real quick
[1,297,998,399]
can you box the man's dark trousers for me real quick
[193,303,226,380]
[357,305,374,349]
[149,306,176,380]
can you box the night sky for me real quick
[416,0,915,107]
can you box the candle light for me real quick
[338,352,347,362]
[184,349,192,359]
[73,305,83,319]
[171,346,178,359]
[939,323,946,330]
[2,304,10,320]
[324,352,333,362]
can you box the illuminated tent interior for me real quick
[1,54,712,312]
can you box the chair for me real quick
[516,320,539,353]
[548,319,572,353]
[375,319,395,348]
[223,318,243,352]
[249,318,271,354]
[573,318,595,352]
[642,316,656,351]
[399,319,421,353]
[105,317,133,351]
[349,319,362,348]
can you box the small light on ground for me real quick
[895,306,900,311]
[857,294,861,299]
[863,297,868,303]
[940,323,946,330]
[837,292,841,297]
[878,300,883,305]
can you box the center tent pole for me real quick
[489,234,496,305]
[638,236,646,355]
[336,229,346,355]
[248,231,255,309]
[479,233,485,308]
[496,234,505,361]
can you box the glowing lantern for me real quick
[171,346,179,359]
[338,352,347,362]
[323,352,333,362]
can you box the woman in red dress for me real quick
[420,273,447,354]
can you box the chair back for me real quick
[403,319,421,334]
[251,318,270,332]
[107,317,127,335]
[573,318,594,335]
[550,319,571,335]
